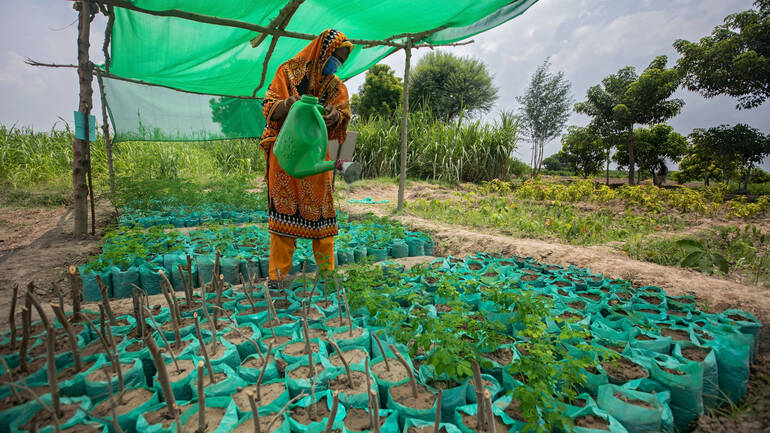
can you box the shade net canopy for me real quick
[103,0,539,141]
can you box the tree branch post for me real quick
[397,39,412,211]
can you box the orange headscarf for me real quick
[260,29,354,154]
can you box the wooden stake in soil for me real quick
[94,275,116,323]
[323,391,340,433]
[264,393,307,433]
[327,339,353,387]
[370,390,381,433]
[9,285,18,351]
[101,368,126,433]
[389,344,418,397]
[213,274,225,331]
[256,343,274,401]
[198,279,218,355]
[193,313,216,385]
[93,307,125,398]
[26,289,51,330]
[197,361,207,433]
[484,390,496,433]
[0,357,23,402]
[131,287,146,341]
[177,264,192,306]
[68,266,82,320]
[371,332,390,371]
[19,304,31,372]
[145,335,181,432]
[365,356,374,430]
[51,303,82,372]
[247,391,262,433]
[159,277,182,349]
[471,360,486,431]
[144,306,181,374]
[301,300,316,379]
[340,286,353,337]
[433,389,443,433]
[240,272,257,313]
[159,271,182,324]
[45,326,61,418]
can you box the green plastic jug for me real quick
[273,94,335,178]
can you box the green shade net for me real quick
[102,75,265,142]
[105,0,539,140]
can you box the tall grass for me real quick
[0,124,266,190]
[352,110,519,184]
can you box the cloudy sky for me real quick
[2,0,768,169]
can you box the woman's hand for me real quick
[323,104,340,127]
[270,95,301,121]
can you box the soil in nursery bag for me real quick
[19,404,83,432]
[389,382,435,410]
[60,423,103,433]
[407,427,451,433]
[329,348,367,368]
[290,395,334,425]
[233,381,287,412]
[287,362,327,380]
[602,358,649,383]
[481,347,513,365]
[324,315,355,330]
[501,398,527,423]
[574,414,610,430]
[282,341,321,358]
[91,387,154,418]
[328,370,371,395]
[679,346,709,362]
[166,358,196,382]
[229,414,287,433]
[613,392,654,409]
[181,406,226,432]
[659,327,691,341]
[223,326,258,345]
[262,334,293,347]
[262,316,297,328]
[460,412,508,432]
[372,358,409,383]
[344,407,388,432]
[142,404,191,430]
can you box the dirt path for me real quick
[339,183,770,326]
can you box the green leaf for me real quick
[712,253,729,274]
[676,238,704,253]
[681,251,703,268]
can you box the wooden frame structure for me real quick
[32,0,475,236]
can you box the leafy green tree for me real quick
[575,56,684,185]
[560,126,605,179]
[409,51,498,122]
[516,59,573,177]
[675,128,738,186]
[542,152,569,172]
[350,64,403,120]
[674,0,770,109]
[723,123,770,192]
[614,125,688,186]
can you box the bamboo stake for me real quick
[9,285,18,351]
[327,340,353,388]
[372,333,390,371]
[256,342,274,401]
[323,391,340,433]
[95,275,116,323]
[144,335,181,431]
[45,326,61,418]
[193,313,216,384]
[197,361,206,433]
[67,266,82,321]
[471,360,486,431]
[389,344,418,397]
[247,391,262,433]
[51,304,82,372]
[434,389,443,433]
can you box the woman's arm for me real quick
[269,95,301,122]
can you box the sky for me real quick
[1,0,768,169]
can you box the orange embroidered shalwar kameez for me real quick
[259,29,353,281]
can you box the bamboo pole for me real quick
[397,40,412,211]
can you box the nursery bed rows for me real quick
[0,251,761,433]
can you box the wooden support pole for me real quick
[73,0,93,238]
[95,70,115,195]
[397,40,412,211]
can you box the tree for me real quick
[575,56,684,185]
[516,59,572,177]
[350,64,403,120]
[676,128,738,186]
[674,0,770,109]
[723,124,770,192]
[542,152,569,172]
[409,51,498,122]
[614,125,688,186]
[560,126,605,179]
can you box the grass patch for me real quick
[0,186,70,208]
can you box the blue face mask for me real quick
[322,55,342,76]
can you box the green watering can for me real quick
[273,94,336,178]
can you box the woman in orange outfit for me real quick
[259,29,353,288]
